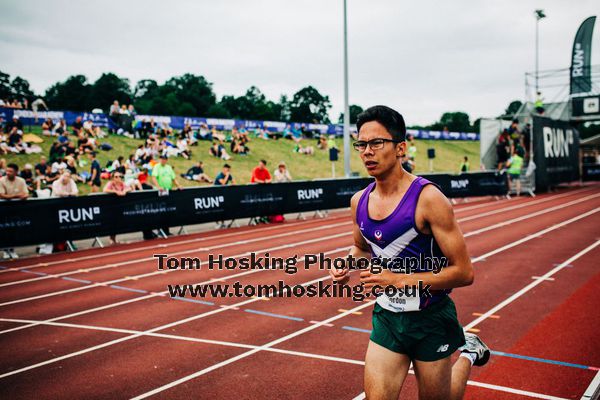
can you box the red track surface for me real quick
[1,184,599,399]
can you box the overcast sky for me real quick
[0,0,598,125]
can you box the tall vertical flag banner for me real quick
[570,16,596,94]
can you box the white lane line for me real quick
[0,245,349,336]
[463,193,600,237]
[581,369,600,400]
[464,239,600,330]
[129,300,377,399]
[2,197,598,383]
[457,187,593,223]
[0,316,567,400]
[0,251,353,378]
[0,317,365,366]
[4,189,596,296]
[350,374,569,400]
[0,221,352,287]
[0,214,351,273]
[0,230,351,307]
[0,220,352,287]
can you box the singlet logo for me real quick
[374,230,383,241]
[359,221,364,231]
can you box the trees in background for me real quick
[338,104,364,124]
[0,70,35,103]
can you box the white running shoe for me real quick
[459,332,490,366]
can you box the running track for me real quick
[0,184,599,399]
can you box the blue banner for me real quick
[1,107,479,140]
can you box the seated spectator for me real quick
[137,167,153,190]
[294,144,315,155]
[496,129,511,170]
[51,157,67,174]
[51,171,78,197]
[72,116,83,136]
[182,161,213,183]
[125,154,138,172]
[124,169,143,191]
[250,159,271,184]
[214,164,235,186]
[53,119,68,136]
[111,156,126,174]
[0,163,28,199]
[274,162,292,182]
[176,138,191,159]
[5,116,23,133]
[41,118,55,136]
[35,156,49,177]
[83,119,94,135]
[209,141,231,160]
[7,127,24,153]
[0,158,5,175]
[19,163,34,191]
[230,134,249,155]
[211,126,226,142]
[65,156,84,182]
[197,123,212,141]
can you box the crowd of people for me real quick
[496,118,530,196]
[0,99,316,204]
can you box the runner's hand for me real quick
[329,265,350,284]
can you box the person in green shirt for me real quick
[459,156,470,173]
[506,151,524,196]
[152,155,182,192]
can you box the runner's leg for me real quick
[364,340,411,400]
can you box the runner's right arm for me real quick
[329,190,371,284]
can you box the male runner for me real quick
[330,105,489,400]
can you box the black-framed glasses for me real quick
[352,138,402,152]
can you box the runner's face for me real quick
[357,121,405,177]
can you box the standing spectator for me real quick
[407,134,417,160]
[1,163,28,258]
[109,100,120,132]
[151,155,181,236]
[0,163,28,200]
[507,149,524,196]
[151,155,181,192]
[535,92,545,115]
[214,164,235,185]
[250,159,272,183]
[496,129,511,170]
[459,156,470,173]
[52,171,78,197]
[88,151,102,193]
[274,162,292,182]
[103,171,131,244]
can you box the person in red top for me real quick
[250,159,272,183]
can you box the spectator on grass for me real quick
[138,167,153,190]
[20,163,34,191]
[124,169,143,191]
[0,163,28,200]
[293,144,314,155]
[209,141,231,160]
[51,157,67,174]
[5,116,23,133]
[182,161,212,183]
[88,151,102,193]
[52,171,78,197]
[35,156,48,177]
[72,116,83,135]
[53,119,68,136]
[0,158,5,176]
[214,163,235,186]
[41,118,55,136]
[251,159,272,184]
[274,162,292,182]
